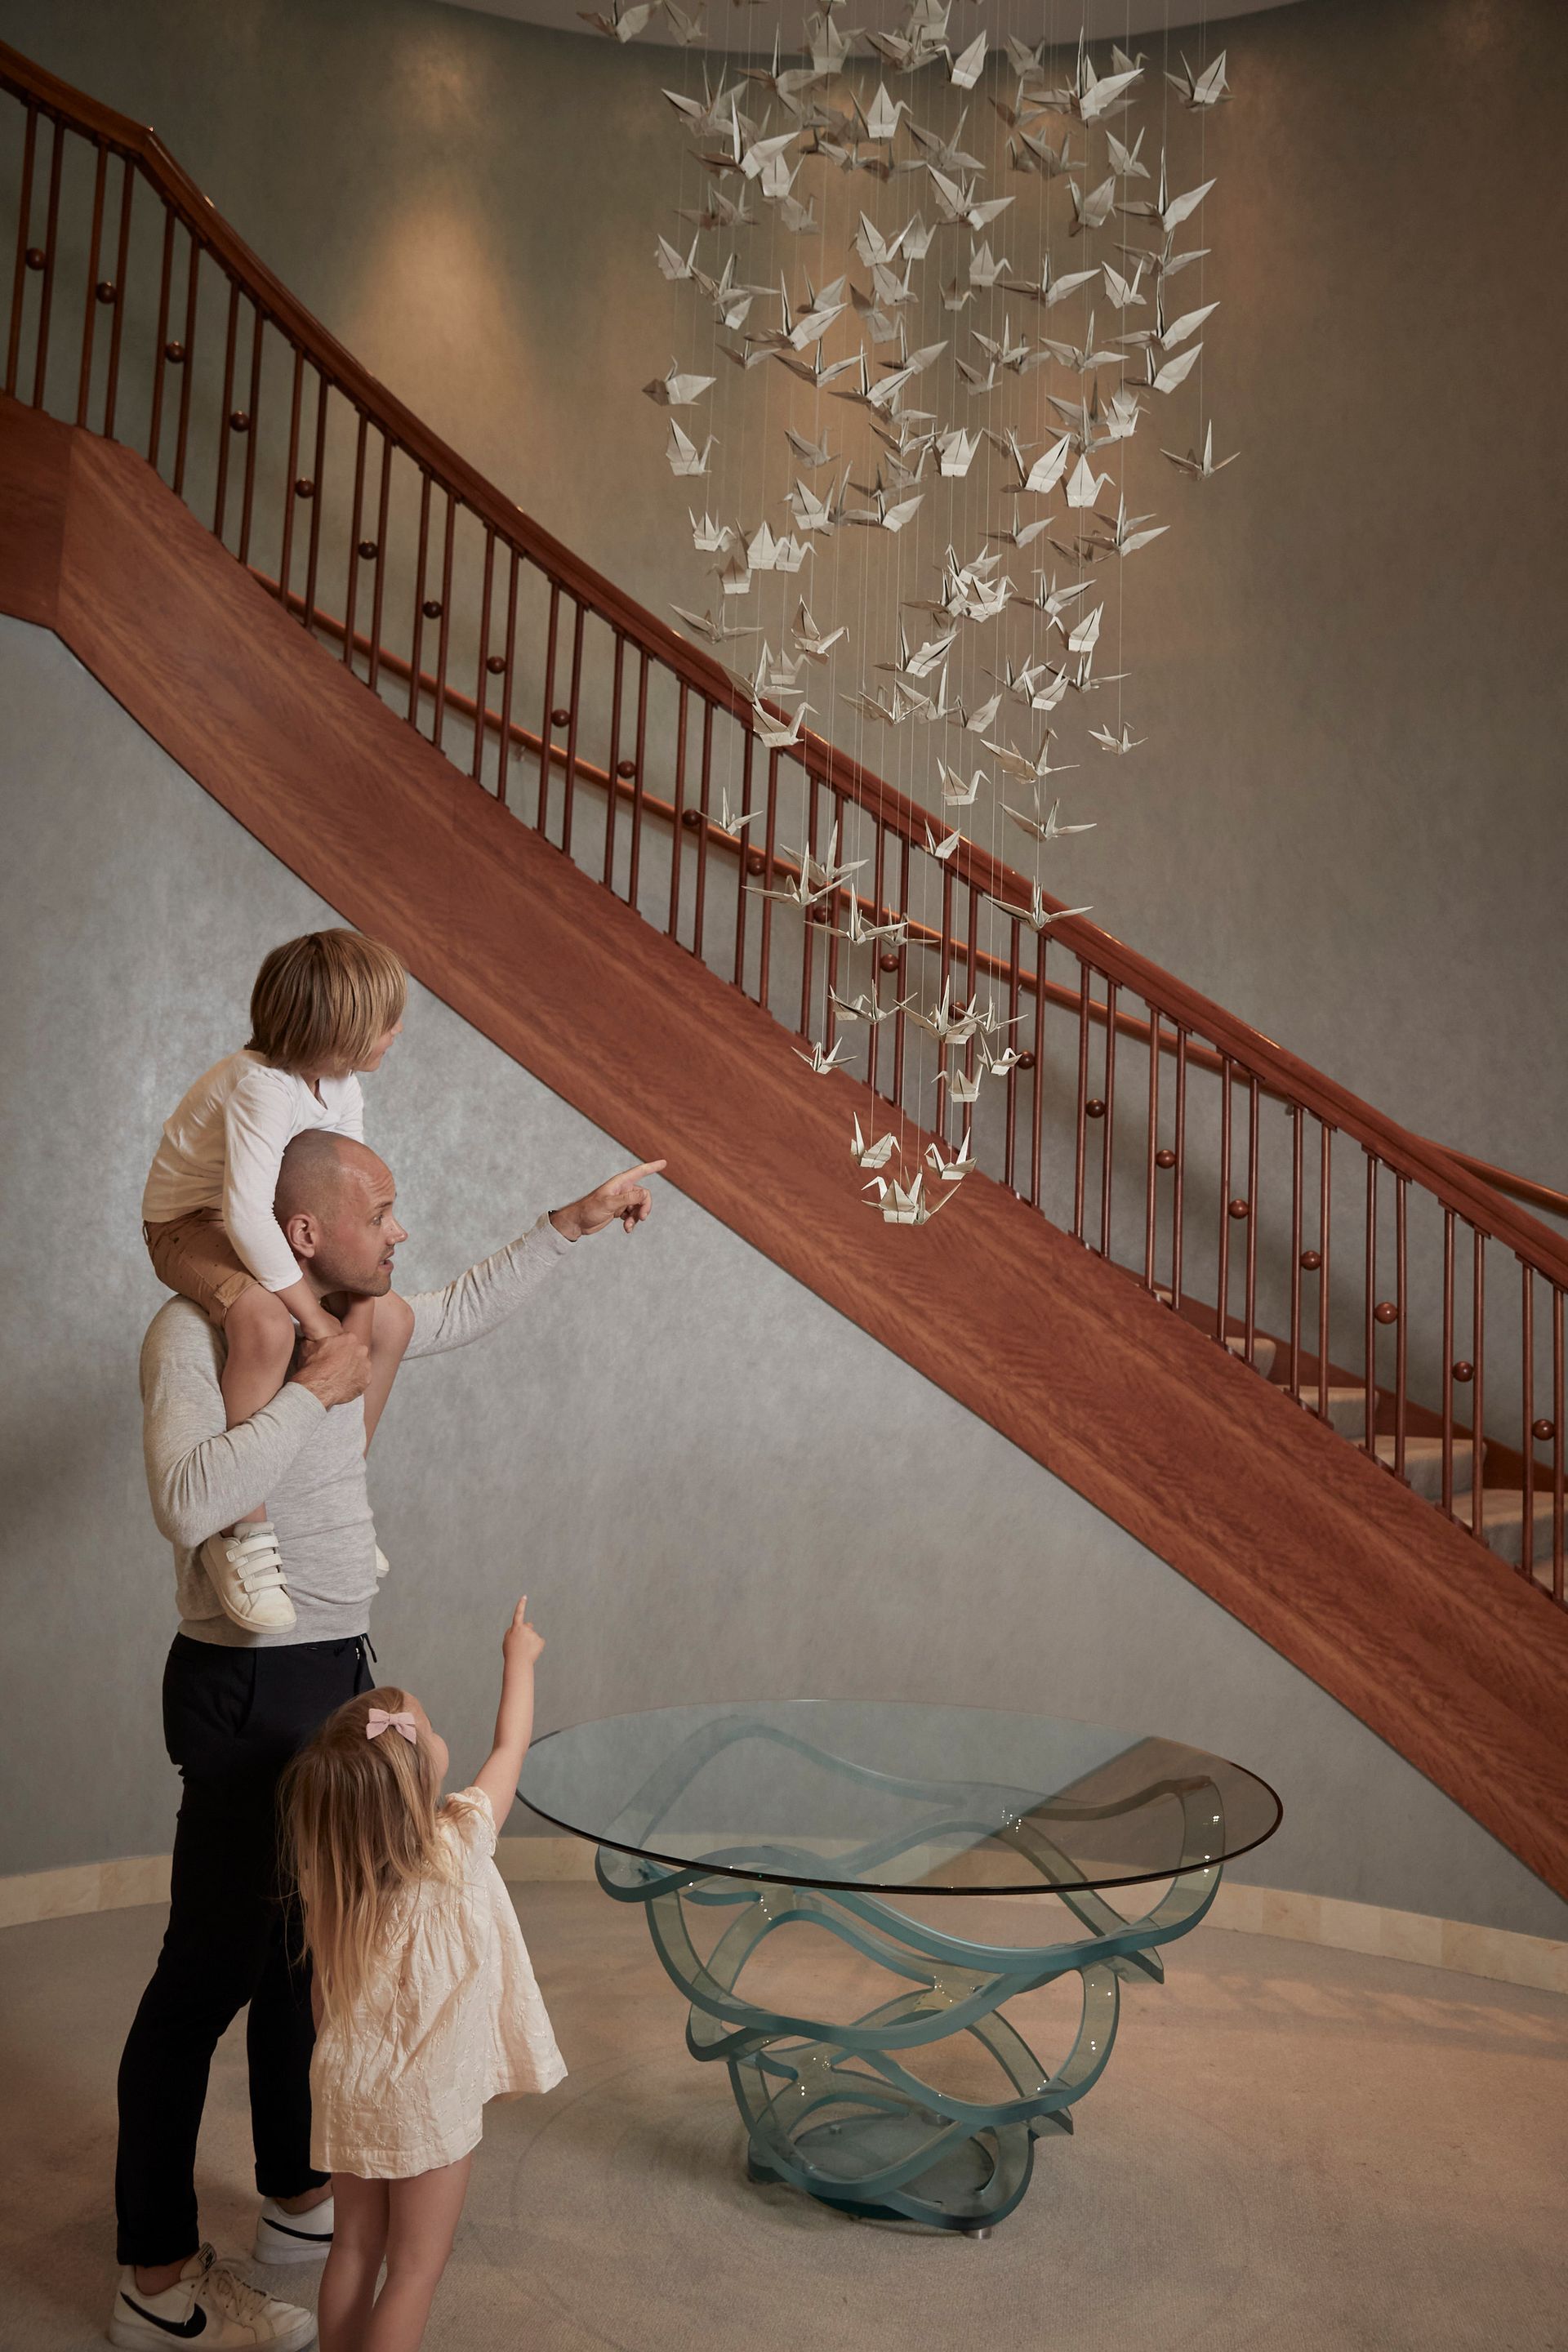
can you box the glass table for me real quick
[519,1701,1281,2234]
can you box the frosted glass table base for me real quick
[595,1834,1222,2235]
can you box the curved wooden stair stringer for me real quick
[5,390,1568,1899]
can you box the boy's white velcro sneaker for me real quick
[254,2194,334,2265]
[107,2243,315,2349]
[201,1524,296,1633]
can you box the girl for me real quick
[284,1599,564,2352]
[141,929,414,1631]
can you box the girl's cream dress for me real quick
[310,1787,566,2177]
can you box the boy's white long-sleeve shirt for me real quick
[141,1049,365,1290]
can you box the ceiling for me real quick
[434,0,1307,56]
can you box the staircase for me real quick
[3,39,1568,1898]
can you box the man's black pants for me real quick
[114,1633,374,2269]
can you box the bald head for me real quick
[274,1133,406,1301]
[274,1129,381,1224]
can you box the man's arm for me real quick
[140,1307,369,1548]
[403,1161,665,1362]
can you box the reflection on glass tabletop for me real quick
[517,1700,1281,1895]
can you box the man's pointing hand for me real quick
[550,1160,667,1243]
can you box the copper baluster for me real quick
[1521,1263,1535,1584]
[692,698,715,960]
[235,305,264,568]
[1171,1028,1188,1314]
[405,470,431,726]
[1142,1009,1161,1288]
[430,489,457,751]
[1441,1208,1455,1517]
[1244,1074,1260,1366]
[74,140,107,427]
[1071,964,1092,1242]
[1099,980,1118,1258]
[667,684,688,939]
[29,114,61,408]
[1392,1174,1408,1481]
[1470,1229,1486,1539]
[626,650,650,907]
[560,599,586,858]
[1003,920,1022,1194]
[1216,1058,1233,1343]
[1362,1154,1378,1456]
[495,549,520,808]
[757,746,781,1015]
[891,830,911,1116]
[1028,931,1047,1209]
[536,581,559,831]
[732,729,755,995]
[278,345,305,610]
[146,205,174,465]
[1316,1127,1333,1427]
[212,278,239,538]
[823,792,846,1054]
[170,234,200,497]
[1552,1288,1564,1605]
[301,372,330,638]
[363,431,391,694]
[471,527,497,786]
[1287,1104,1303,1400]
[799,773,820,1037]
[100,154,134,438]
[5,101,38,396]
[602,630,624,886]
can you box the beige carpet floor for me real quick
[1,1886,1565,2352]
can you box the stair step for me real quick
[1451,1488,1561,1576]
[1374,1433,1481,1503]
[1294,1385,1370,1439]
[1151,1292,1276,1379]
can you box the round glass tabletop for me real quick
[518,1700,1281,1895]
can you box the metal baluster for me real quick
[667,684,688,940]
[29,114,62,408]
[757,745,780,1013]
[1316,1127,1333,1426]
[1552,1288,1564,1605]
[1521,1263,1535,1584]
[1244,1075,1260,1365]
[560,599,585,857]
[1288,1106,1303,1399]
[301,372,329,635]
[1470,1230,1486,1539]
[732,730,755,994]
[5,101,38,396]
[212,278,239,538]
[1028,931,1047,1209]
[364,431,391,694]
[170,234,200,497]
[430,488,457,751]
[692,698,715,961]
[74,140,107,426]
[603,632,625,885]
[341,413,368,671]
[890,830,910,1116]
[100,154,134,438]
[471,527,497,786]
[1071,964,1092,1241]
[406,470,431,726]
[799,776,820,1038]
[1171,1029,1188,1314]
[1441,1208,1455,1516]
[626,649,649,907]
[536,581,559,831]
[1003,921,1022,1193]
[1216,1058,1234,1344]
[822,791,844,1051]
[494,547,521,807]
[146,207,174,465]
[1098,980,1118,1258]
[1143,1009,1160,1289]
[1363,1155,1378,1456]
[1392,1175,1408,1480]
[278,345,305,608]
[235,305,264,566]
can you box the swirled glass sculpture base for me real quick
[595,1841,1221,2234]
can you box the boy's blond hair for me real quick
[283,1686,457,2022]
[247,930,406,1076]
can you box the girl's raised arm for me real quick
[472,1598,546,1827]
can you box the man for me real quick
[109,1134,663,2352]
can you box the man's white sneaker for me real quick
[254,2194,333,2265]
[202,1524,296,1633]
[108,2243,315,2350]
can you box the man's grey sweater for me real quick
[140,1214,575,1646]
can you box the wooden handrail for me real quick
[4,33,1564,1281]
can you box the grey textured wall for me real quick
[0,0,1564,1203]
[2,614,1565,1942]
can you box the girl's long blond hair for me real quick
[283,1686,457,2022]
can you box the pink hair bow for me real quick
[366,1708,418,1745]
